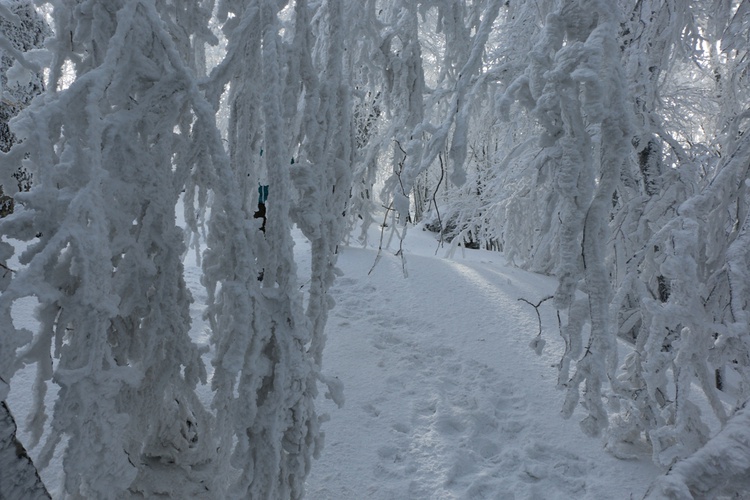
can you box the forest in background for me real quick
[1,0,750,498]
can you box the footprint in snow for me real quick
[370,340,594,499]
[371,346,526,498]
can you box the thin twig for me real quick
[369,202,393,275]
[394,224,408,278]
[518,295,554,337]
[391,140,410,276]
[432,153,446,255]
[0,262,17,276]
[393,139,409,219]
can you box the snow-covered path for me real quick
[6,226,660,498]
[304,233,658,499]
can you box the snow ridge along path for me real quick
[303,230,657,500]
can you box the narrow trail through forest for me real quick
[5,229,659,498]
[303,236,658,499]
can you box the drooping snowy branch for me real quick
[199,1,352,497]
[499,0,633,438]
[645,400,750,499]
[0,0,221,496]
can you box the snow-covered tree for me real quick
[0,0,219,496]
[498,0,633,438]
[200,1,350,496]
[0,0,49,215]
[3,0,750,497]
[494,1,750,494]
[346,1,750,495]
[0,0,355,495]
[0,2,50,497]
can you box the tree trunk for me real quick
[0,401,50,500]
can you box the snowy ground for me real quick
[301,226,659,500]
[6,223,661,498]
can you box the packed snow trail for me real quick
[6,227,658,497]
[303,231,658,499]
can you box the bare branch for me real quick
[519,295,554,355]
